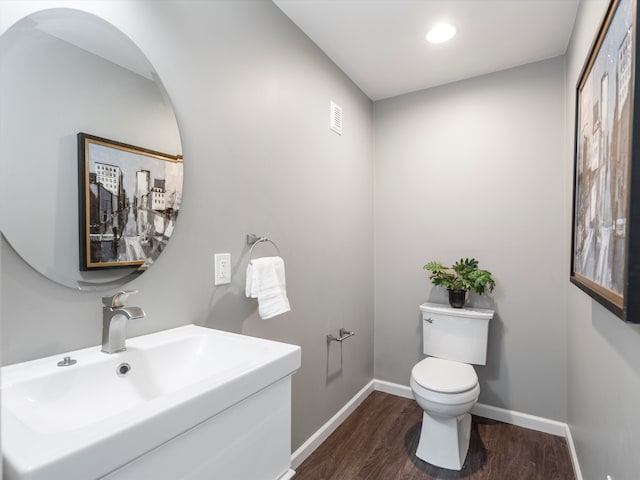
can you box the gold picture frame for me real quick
[78,133,183,271]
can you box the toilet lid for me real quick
[412,357,478,393]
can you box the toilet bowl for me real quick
[410,303,494,470]
[410,357,480,469]
[411,357,480,416]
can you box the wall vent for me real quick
[330,101,343,135]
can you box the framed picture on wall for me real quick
[570,0,640,322]
[78,133,183,271]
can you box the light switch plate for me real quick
[214,253,231,285]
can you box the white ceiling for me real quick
[273,0,580,100]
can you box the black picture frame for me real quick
[78,133,183,271]
[570,0,640,322]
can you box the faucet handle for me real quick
[102,290,139,308]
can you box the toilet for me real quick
[410,302,494,470]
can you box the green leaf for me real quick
[424,257,495,295]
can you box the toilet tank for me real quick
[420,302,494,365]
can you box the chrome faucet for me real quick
[101,290,145,354]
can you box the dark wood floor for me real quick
[294,391,574,480]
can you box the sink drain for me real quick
[117,363,132,377]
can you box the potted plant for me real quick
[423,258,495,308]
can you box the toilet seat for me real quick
[410,357,479,406]
[412,357,477,393]
[411,375,479,407]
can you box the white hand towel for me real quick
[245,256,291,319]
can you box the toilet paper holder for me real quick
[327,328,355,343]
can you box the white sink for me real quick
[2,325,301,479]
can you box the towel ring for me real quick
[247,234,281,260]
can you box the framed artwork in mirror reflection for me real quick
[78,133,183,271]
[570,0,640,322]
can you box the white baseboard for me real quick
[469,402,567,437]
[290,380,375,469]
[373,379,413,399]
[278,469,295,480]
[291,378,582,478]
[564,423,583,480]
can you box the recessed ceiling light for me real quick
[426,24,456,44]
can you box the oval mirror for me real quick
[0,8,183,290]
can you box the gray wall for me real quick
[0,0,374,451]
[566,1,640,479]
[373,57,568,421]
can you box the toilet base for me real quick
[415,411,472,470]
